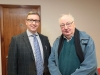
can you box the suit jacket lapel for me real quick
[39,34,46,65]
[22,32,35,61]
[22,32,47,65]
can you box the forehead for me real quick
[27,14,40,19]
[60,15,73,23]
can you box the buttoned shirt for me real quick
[26,29,44,63]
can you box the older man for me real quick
[48,14,98,75]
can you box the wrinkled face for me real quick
[59,15,75,38]
[25,14,40,33]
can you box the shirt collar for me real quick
[26,29,38,37]
[63,35,73,42]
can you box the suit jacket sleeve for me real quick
[8,36,18,75]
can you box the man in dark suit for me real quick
[8,11,51,75]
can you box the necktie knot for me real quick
[33,34,36,37]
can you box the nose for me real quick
[32,21,36,24]
[64,25,68,29]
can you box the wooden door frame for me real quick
[0,4,41,75]
[0,5,3,75]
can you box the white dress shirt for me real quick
[26,29,44,63]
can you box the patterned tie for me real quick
[33,35,44,75]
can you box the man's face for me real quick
[60,16,75,38]
[25,14,40,33]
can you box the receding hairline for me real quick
[59,14,74,23]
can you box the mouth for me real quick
[65,30,69,33]
[30,24,37,28]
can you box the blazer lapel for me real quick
[22,32,35,61]
[39,34,46,64]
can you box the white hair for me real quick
[59,14,74,23]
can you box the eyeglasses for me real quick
[26,19,40,23]
[60,21,73,28]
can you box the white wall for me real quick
[0,0,100,75]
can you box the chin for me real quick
[65,33,71,35]
[30,29,36,32]
[31,28,36,31]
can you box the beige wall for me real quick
[0,0,100,75]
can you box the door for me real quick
[0,5,41,75]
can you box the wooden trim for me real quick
[0,6,5,75]
[0,4,40,8]
[0,7,2,75]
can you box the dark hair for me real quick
[26,11,40,19]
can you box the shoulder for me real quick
[38,33,48,40]
[10,32,27,43]
[12,32,27,38]
[54,36,60,42]
[79,30,90,40]
[53,36,60,46]
[38,33,50,43]
[79,30,94,45]
[38,33,48,38]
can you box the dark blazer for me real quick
[8,32,51,75]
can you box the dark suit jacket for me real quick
[8,32,51,75]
